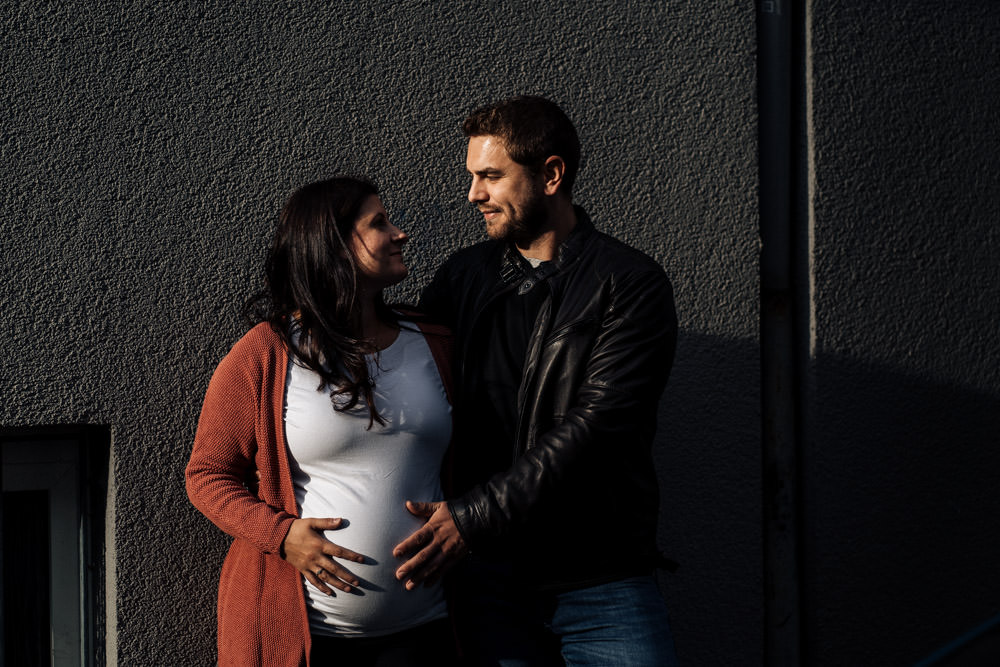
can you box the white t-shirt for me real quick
[284,324,452,637]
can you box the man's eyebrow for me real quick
[468,167,503,176]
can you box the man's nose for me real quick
[468,177,487,203]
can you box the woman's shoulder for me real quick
[214,323,288,377]
[229,322,285,354]
[244,321,285,344]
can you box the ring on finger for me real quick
[315,568,325,578]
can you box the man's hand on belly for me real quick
[393,501,468,590]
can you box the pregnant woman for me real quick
[186,176,457,666]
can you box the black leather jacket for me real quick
[420,208,677,589]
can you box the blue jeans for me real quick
[455,561,679,666]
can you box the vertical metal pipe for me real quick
[757,1,802,665]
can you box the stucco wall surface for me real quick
[1,1,759,665]
[805,2,1000,664]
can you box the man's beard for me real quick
[488,185,547,243]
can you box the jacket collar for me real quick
[499,206,595,288]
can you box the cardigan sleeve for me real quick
[186,331,297,556]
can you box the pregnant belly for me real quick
[300,492,446,636]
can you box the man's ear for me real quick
[541,155,566,196]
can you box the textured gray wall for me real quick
[1,2,759,665]
[805,2,1000,664]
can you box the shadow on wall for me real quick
[644,331,1000,665]
[805,352,1000,665]
[652,330,763,665]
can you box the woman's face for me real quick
[348,195,409,291]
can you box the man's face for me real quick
[465,135,547,242]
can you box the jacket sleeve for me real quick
[447,267,678,546]
[185,340,297,556]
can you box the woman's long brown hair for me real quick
[244,176,397,428]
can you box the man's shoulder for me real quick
[584,227,669,282]
[439,238,503,274]
[577,226,677,323]
[420,239,503,313]
[447,237,500,260]
[571,207,668,278]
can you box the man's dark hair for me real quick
[463,95,581,195]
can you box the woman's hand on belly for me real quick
[282,517,368,595]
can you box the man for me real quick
[393,95,679,665]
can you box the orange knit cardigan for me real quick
[186,321,453,666]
